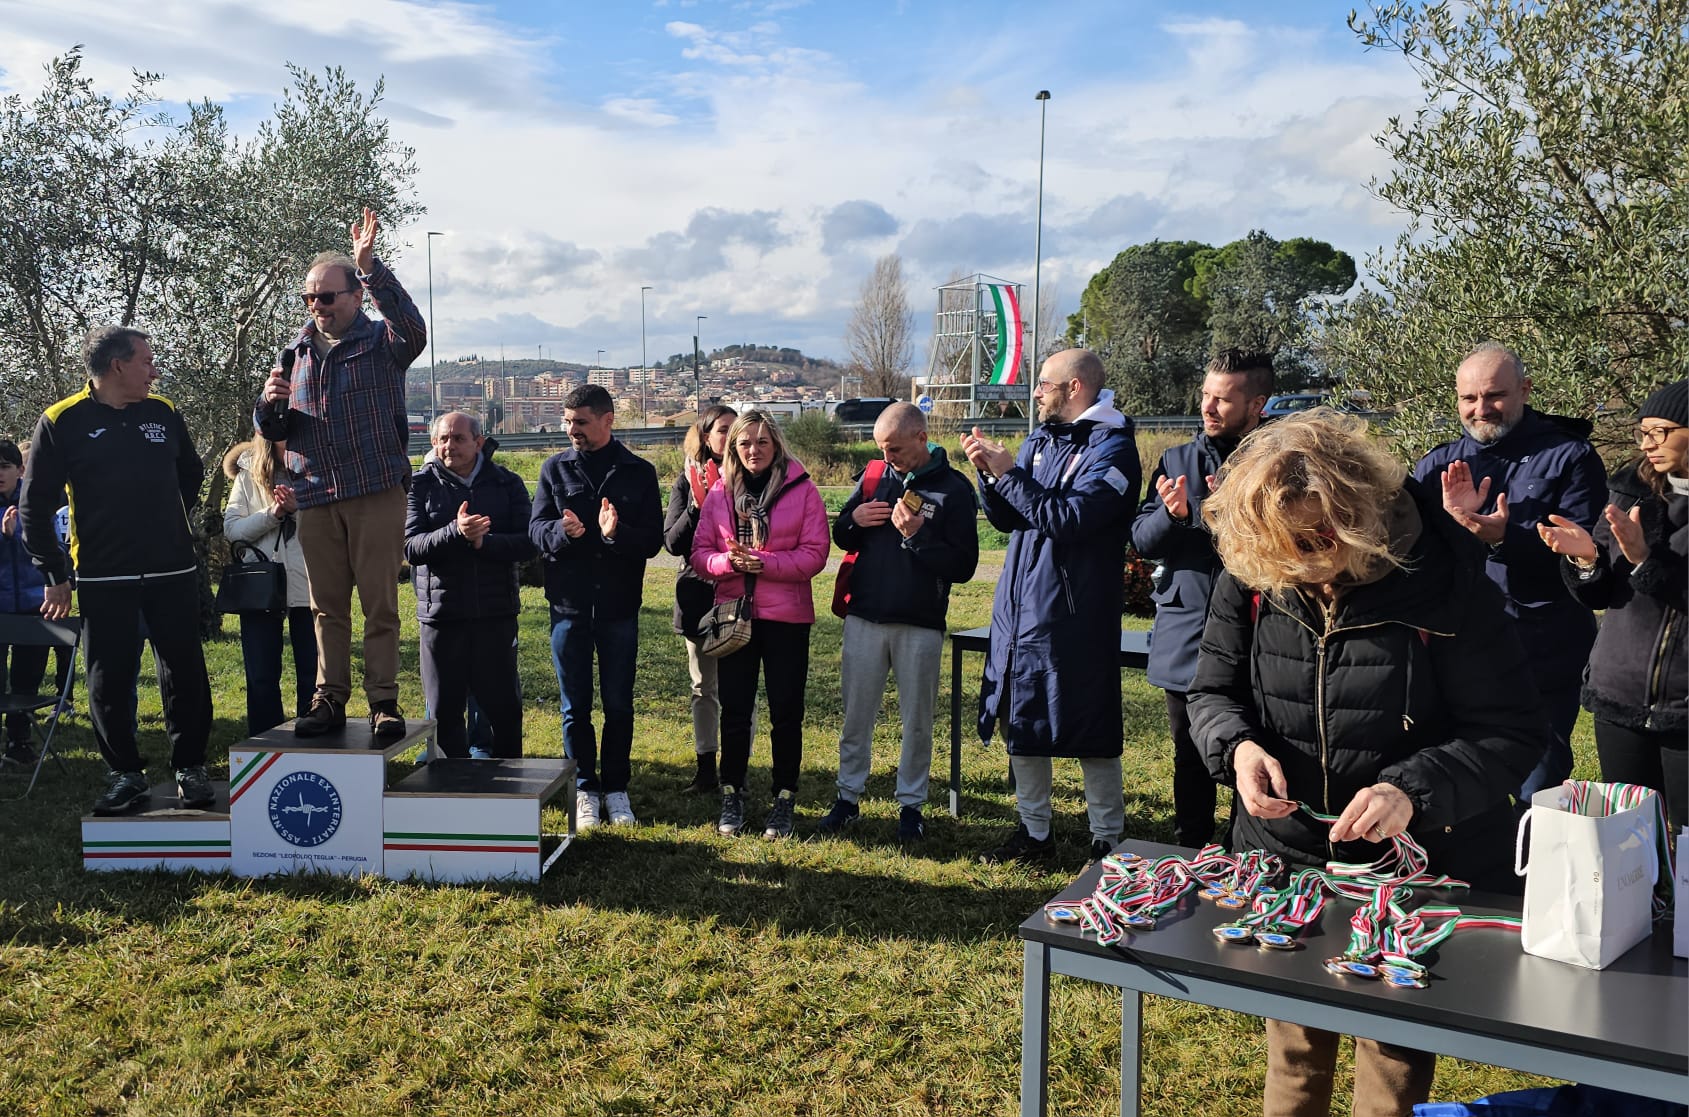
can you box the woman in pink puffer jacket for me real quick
[691,410,829,841]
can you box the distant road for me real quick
[411,415,1202,456]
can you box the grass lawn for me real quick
[0,544,1588,1114]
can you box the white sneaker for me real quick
[604,791,637,826]
[575,790,602,831]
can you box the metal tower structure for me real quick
[919,273,1030,421]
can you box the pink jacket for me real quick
[691,459,829,624]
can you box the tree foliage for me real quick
[1320,0,1689,457]
[1067,233,1353,414]
[0,50,421,505]
[845,254,914,399]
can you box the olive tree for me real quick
[1320,0,1689,456]
[0,50,422,499]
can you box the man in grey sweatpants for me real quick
[817,404,979,844]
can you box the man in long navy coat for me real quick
[963,348,1142,864]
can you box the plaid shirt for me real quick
[254,257,426,509]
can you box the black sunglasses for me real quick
[300,288,359,308]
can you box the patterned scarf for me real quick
[733,464,786,550]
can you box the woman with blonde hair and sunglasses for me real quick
[690,410,828,840]
[1187,410,1544,1117]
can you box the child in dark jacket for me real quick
[0,439,49,766]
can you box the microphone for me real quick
[270,348,295,423]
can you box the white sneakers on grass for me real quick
[576,790,638,830]
[604,791,637,826]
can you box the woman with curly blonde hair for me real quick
[1188,410,1545,1117]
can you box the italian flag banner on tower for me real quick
[987,283,1024,385]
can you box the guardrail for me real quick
[411,415,1203,456]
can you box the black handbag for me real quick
[216,540,288,614]
[696,575,755,658]
[676,576,717,640]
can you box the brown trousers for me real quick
[1264,1018,1436,1117]
[297,484,406,707]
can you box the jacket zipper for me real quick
[1279,601,1449,857]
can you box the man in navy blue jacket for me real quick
[1413,342,1606,799]
[1130,349,1271,847]
[963,349,1142,864]
[405,413,535,759]
[530,385,663,829]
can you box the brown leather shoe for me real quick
[369,699,406,739]
[293,694,346,738]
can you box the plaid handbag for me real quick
[696,575,755,658]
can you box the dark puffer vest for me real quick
[1188,479,1547,890]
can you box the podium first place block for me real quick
[228,717,436,878]
[82,782,232,871]
[383,758,576,883]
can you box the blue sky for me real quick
[0,0,1421,369]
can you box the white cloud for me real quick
[0,1,1422,364]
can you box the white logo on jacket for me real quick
[139,422,168,444]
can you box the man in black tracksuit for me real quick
[818,403,979,843]
[20,326,213,815]
[405,413,536,758]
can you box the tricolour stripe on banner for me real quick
[84,839,230,848]
[385,843,540,854]
[385,830,534,841]
[987,284,1024,385]
[84,850,231,860]
[229,751,281,805]
[384,832,538,854]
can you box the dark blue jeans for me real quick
[549,610,637,793]
[238,606,318,736]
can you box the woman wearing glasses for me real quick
[1188,410,1543,1117]
[1539,380,1687,830]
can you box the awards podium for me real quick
[82,717,575,882]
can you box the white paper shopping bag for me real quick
[1514,780,1668,970]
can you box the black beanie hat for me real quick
[1639,380,1688,427]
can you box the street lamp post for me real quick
[640,285,653,426]
[596,348,606,370]
[1029,91,1049,434]
[426,231,444,426]
[694,315,707,411]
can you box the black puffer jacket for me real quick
[1187,478,1546,890]
[832,446,979,630]
[405,449,537,623]
[1562,465,1687,733]
[663,463,719,637]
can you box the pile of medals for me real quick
[1044,806,1521,990]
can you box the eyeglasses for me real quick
[300,288,359,308]
[1635,424,1684,449]
[1294,527,1338,554]
[1036,378,1069,392]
